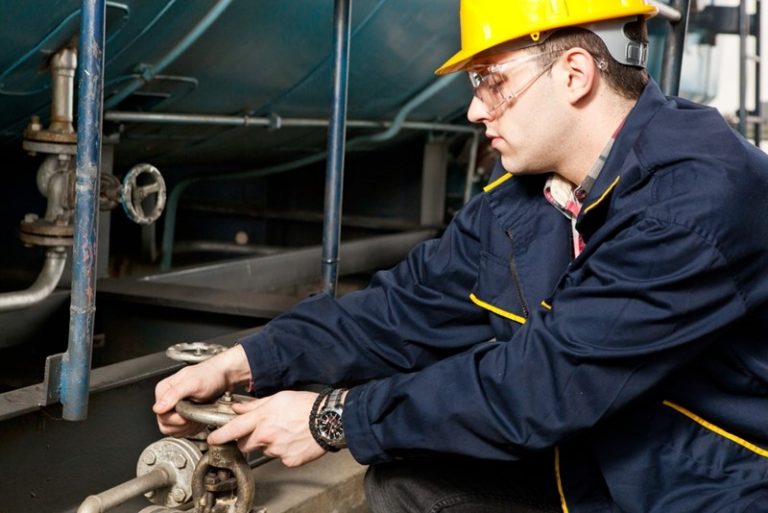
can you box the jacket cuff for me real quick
[344,384,388,465]
[238,326,284,396]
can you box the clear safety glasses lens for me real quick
[468,53,553,112]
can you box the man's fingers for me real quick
[231,398,260,414]
[208,412,257,446]
[153,377,189,414]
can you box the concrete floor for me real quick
[250,451,369,513]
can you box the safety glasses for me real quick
[468,52,556,113]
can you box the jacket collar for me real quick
[575,79,669,239]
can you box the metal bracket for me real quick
[41,352,63,406]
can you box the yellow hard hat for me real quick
[436,0,659,75]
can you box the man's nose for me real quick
[467,95,492,124]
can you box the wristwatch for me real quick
[310,388,347,452]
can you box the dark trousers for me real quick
[364,456,561,513]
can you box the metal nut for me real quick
[28,116,42,132]
[172,454,187,469]
[142,451,156,465]
[170,487,187,503]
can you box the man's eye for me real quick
[485,74,505,93]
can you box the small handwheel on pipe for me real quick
[165,341,243,423]
[121,163,167,225]
[166,341,227,364]
[175,393,254,427]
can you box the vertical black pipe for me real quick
[755,0,762,145]
[62,0,106,420]
[322,0,352,297]
[739,0,749,137]
[661,0,692,96]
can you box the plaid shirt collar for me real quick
[543,121,624,257]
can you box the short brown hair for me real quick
[532,19,649,100]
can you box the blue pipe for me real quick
[62,0,107,421]
[104,0,233,110]
[322,0,353,297]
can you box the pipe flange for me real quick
[22,139,77,156]
[20,217,73,237]
[19,218,74,247]
[137,437,203,508]
[23,127,77,144]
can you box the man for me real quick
[155,1,768,511]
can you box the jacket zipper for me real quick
[505,228,530,319]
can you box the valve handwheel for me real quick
[166,342,226,364]
[121,163,167,225]
[175,393,253,427]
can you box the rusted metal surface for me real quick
[61,0,107,421]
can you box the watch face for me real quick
[318,410,344,441]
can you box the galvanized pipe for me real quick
[104,110,477,134]
[660,0,691,96]
[77,465,173,513]
[0,249,67,311]
[62,0,106,421]
[321,0,353,297]
[49,48,77,134]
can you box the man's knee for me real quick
[364,458,560,513]
[364,462,416,513]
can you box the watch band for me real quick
[309,387,347,452]
[310,388,336,452]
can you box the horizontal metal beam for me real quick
[143,230,437,292]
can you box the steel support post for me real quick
[321,0,352,297]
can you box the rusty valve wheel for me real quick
[175,393,253,427]
[121,163,167,225]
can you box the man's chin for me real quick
[499,157,548,177]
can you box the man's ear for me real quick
[556,47,599,105]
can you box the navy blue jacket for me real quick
[241,81,768,512]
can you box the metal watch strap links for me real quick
[309,387,348,452]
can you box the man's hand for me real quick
[208,391,327,468]
[153,345,251,438]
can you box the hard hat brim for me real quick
[435,48,479,75]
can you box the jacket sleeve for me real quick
[344,215,748,464]
[239,195,494,395]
